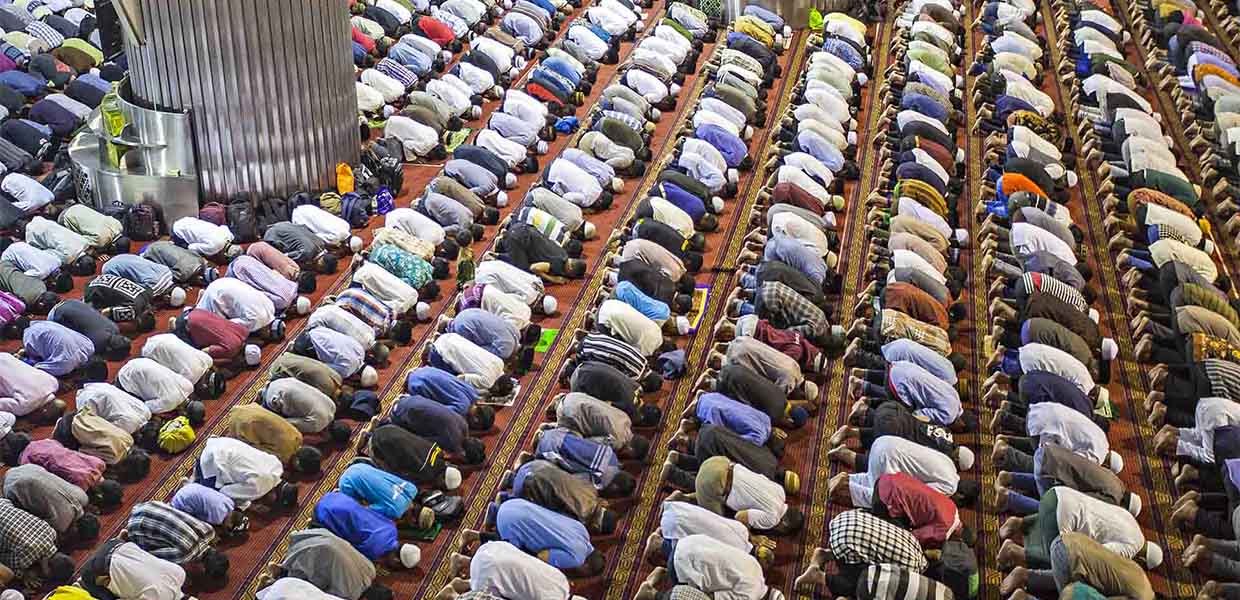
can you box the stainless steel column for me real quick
[123,0,359,203]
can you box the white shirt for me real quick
[386,116,439,160]
[897,197,953,239]
[502,89,549,125]
[1011,222,1078,265]
[427,78,473,117]
[386,207,446,246]
[257,578,348,600]
[776,165,831,204]
[197,437,284,506]
[598,299,663,356]
[433,332,505,390]
[107,542,187,600]
[1053,486,1145,559]
[671,534,770,600]
[1144,203,1202,246]
[197,277,277,333]
[626,68,671,103]
[141,333,213,384]
[0,352,57,416]
[1027,402,1110,465]
[528,187,585,232]
[172,217,234,258]
[1018,343,1094,394]
[700,97,747,129]
[472,37,517,73]
[308,305,376,351]
[2,241,60,278]
[848,435,959,508]
[477,128,527,167]
[482,284,533,330]
[784,151,837,189]
[361,69,405,103]
[660,500,752,552]
[306,327,366,378]
[357,83,385,114]
[377,0,414,23]
[293,205,354,246]
[726,463,787,529]
[116,357,194,414]
[25,216,89,264]
[476,259,547,307]
[470,541,572,600]
[772,212,832,257]
[568,25,609,60]
[893,248,947,284]
[646,196,696,239]
[2,173,53,213]
[76,383,151,435]
[1150,238,1218,283]
[353,262,418,314]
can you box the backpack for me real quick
[288,191,318,210]
[123,204,160,241]
[227,200,258,243]
[256,196,290,233]
[340,192,371,228]
[336,162,355,194]
[374,186,395,215]
[198,202,226,225]
[933,540,978,600]
[363,137,404,194]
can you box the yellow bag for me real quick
[158,416,196,454]
[336,163,355,194]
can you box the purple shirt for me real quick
[227,255,297,311]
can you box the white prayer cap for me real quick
[774,33,785,49]
[736,314,759,337]
[536,141,549,155]
[1205,239,1217,255]
[1088,308,1100,323]
[2,589,25,600]
[471,106,482,119]
[802,380,818,399]
[169,286,187,307]
[606,270,618,286]
[400,543,422,568]
[1107,450,1124,474]
[710,197,725,213]
[440,50,453,64]
[295,296,312,316]
[954,229,970,245]
[1126,493,1143,516]
[504,173,517,189]
[727,168,739,185]
[415,301,432,321]
[542,295,558,315]
[361,366,379,388]
[496,191,509,207]
[650,107,662,121]
[1066,170,1079,187]
[444,466,463,490]
[583,222,597,239]
[1101,338,1119,360]
[245,344,262,367]
[670,83,682,96]
[956,446,975,470]
[742,125,753,140]
[349,236,364,253]
[1143,542,1164,569]
[675,316,691,336]
[847,130,858,145]
[611,177,625,193]
[857,72,868,85]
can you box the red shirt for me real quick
[771,182,825,216]
[181,308,248,360]
[753,319,822,371]
[418,16,457,46]
[353,26,377,54]
[525,82,562,108]
[875,473,960,548]
[21,439,106,490]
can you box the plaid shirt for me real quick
[828,509,928,572]
[880,309,952,356]
[0,498,57,571]
[24,21,62,49]
[126,501,216,564]
[376,58,418,90]
[755,281,830,344]
[578,332,646,378]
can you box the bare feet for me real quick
[795,549,831,591]
[1000,567,1029,597]
[449,552,470,577]
[459,530,481,552]
[635,567,667,600]
[643,532,662,565]
[999,516,1022,540]
[1148,403,1166,427]
[829,425,854,446]
[996,539,1024,569]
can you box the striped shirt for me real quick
[376,58,418,89]
[577,333,646,378]
[333,288,397,334]
[858,564,952,600]
[126,501,216,564]
[1204,359,1240,402]
[1020,273,1089,314]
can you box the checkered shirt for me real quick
[0,498,57,571]
[126,501,216,564]
[828,509,928,572]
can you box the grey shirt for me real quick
[557,392,632,449]
[281,529,376,600]
[1,463,88,534]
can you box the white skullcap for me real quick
[491,85,503,98]
[769,590,786,600]
[1127,493,1143,516]
[415,301,432,321]
[361,366,379,388]
[802,380,819,399]
[742,125,754,140]
[736,314,759,337]
[611,177,625,193]
[954,229,970,245]
[1088,308,1100,323]
[1144,542,1163,569]
[496,191,509,207]
[955,74,964,87]
[2,590,25,600]
[583,222,597,239]
[514,56,527,69]
[508,66,521,80]
[857,72,868,85]
[536,140,549,155]
[1066,171,1079,187]
[711,196,725,213]
[471,106,482,119]
[245,344,262,367]
[956,148,965,163]
[670,83,682,96]
[957,446,975,470]
[635,19,645,31]
[775,33,785,49]
[349,236,364,253]
[727,169,739,185]
[675,315,691,335]
[1107,450,1124,474]
[295,296,312,316]
[542,295,558,314]
[783,25,792,37]
[847,130,858,145]
[169,286,187,307]
[1101,338,1119,360]
[400,543,422,568]
[1205,239,1217,255]
[444,466,463,489]
[830,325,846,339]
[383,104,397,119]
[440,50,453,64]
[651,107,662,121]
[504,172,517,188]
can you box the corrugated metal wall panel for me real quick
[124,0,359,203]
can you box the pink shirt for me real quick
[20,439,106,490]
[246,241,301,281]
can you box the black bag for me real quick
[933,540,978,600]
[227,200,258,243]
[0,137,38,174]
[123,204,161,241]
[256,196,290,233]
[363,137,405,195]
[340,192,372,228]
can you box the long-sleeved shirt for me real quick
[126,501,216,564]
[2,240,59,278]
[495,498,594,569]
[298,327,366,379]
[197,277,276,333]
[887,360,962,425]
[116,357,194,414]
[696,458,787,529]
[174,308,248,360]
[103,254,176,296]
[875,473,961,548]
[228,255,297,312]
[141,333,213,384]
[26,215,88,264]
[196,437,284,507]
[76,383,151,434]
[849,435,960,507]
[262,378,337,434]
[556,393,633,450]
[1027,402,1111,465]
[431,332,505,389]
[1,463,88,534]
[448,308,519,359]
[172,216,234,257]
[1050,486,1144,559]
[22,319,93,376]
[0,351,57,415]
[694,392,771,446]
[670,534,770,600]
[469,541,572,600]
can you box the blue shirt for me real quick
[102,255,174,295]
[614,280,671,322]
[763,236,828,284]
[743,4,784,29]
[391,394,469,453]
[503,12,543,45]
[449,308,519,359]
[695,124,749,168]
[339,463,418,520]
[23,319,92,376]
[535,427,621,489]
[542,56,582,85]
[495,498,594,568]
[314,491,399,561]
[902,91,950,124]
[796,129,845,172]
[170,482,236,526]
[821,37,864,71]
[405,366,479,415]
[654,181,707,223]
[389,42,435,75]
[882,338,958,385]
[1018,369,1093,417]
[695,392,771,445]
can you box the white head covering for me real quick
[245,344,262,367]
[1107,450,1124,474]
[504,173,518,188]
[675,315,691,335]
[1143,542,1164,569]
[349,236,364,253]
[2,589,25,600]
[169,287,187,307]
[542,295,558,314]
[444,466,463,489]
[361,366,379,388]
[416,302,432,321]
[736,314,759,337]
[1126,492,1143,516]
[957,446,975,470]
[496,191,509,207]
[400,543,422,568]
[1101,338,1119,360]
